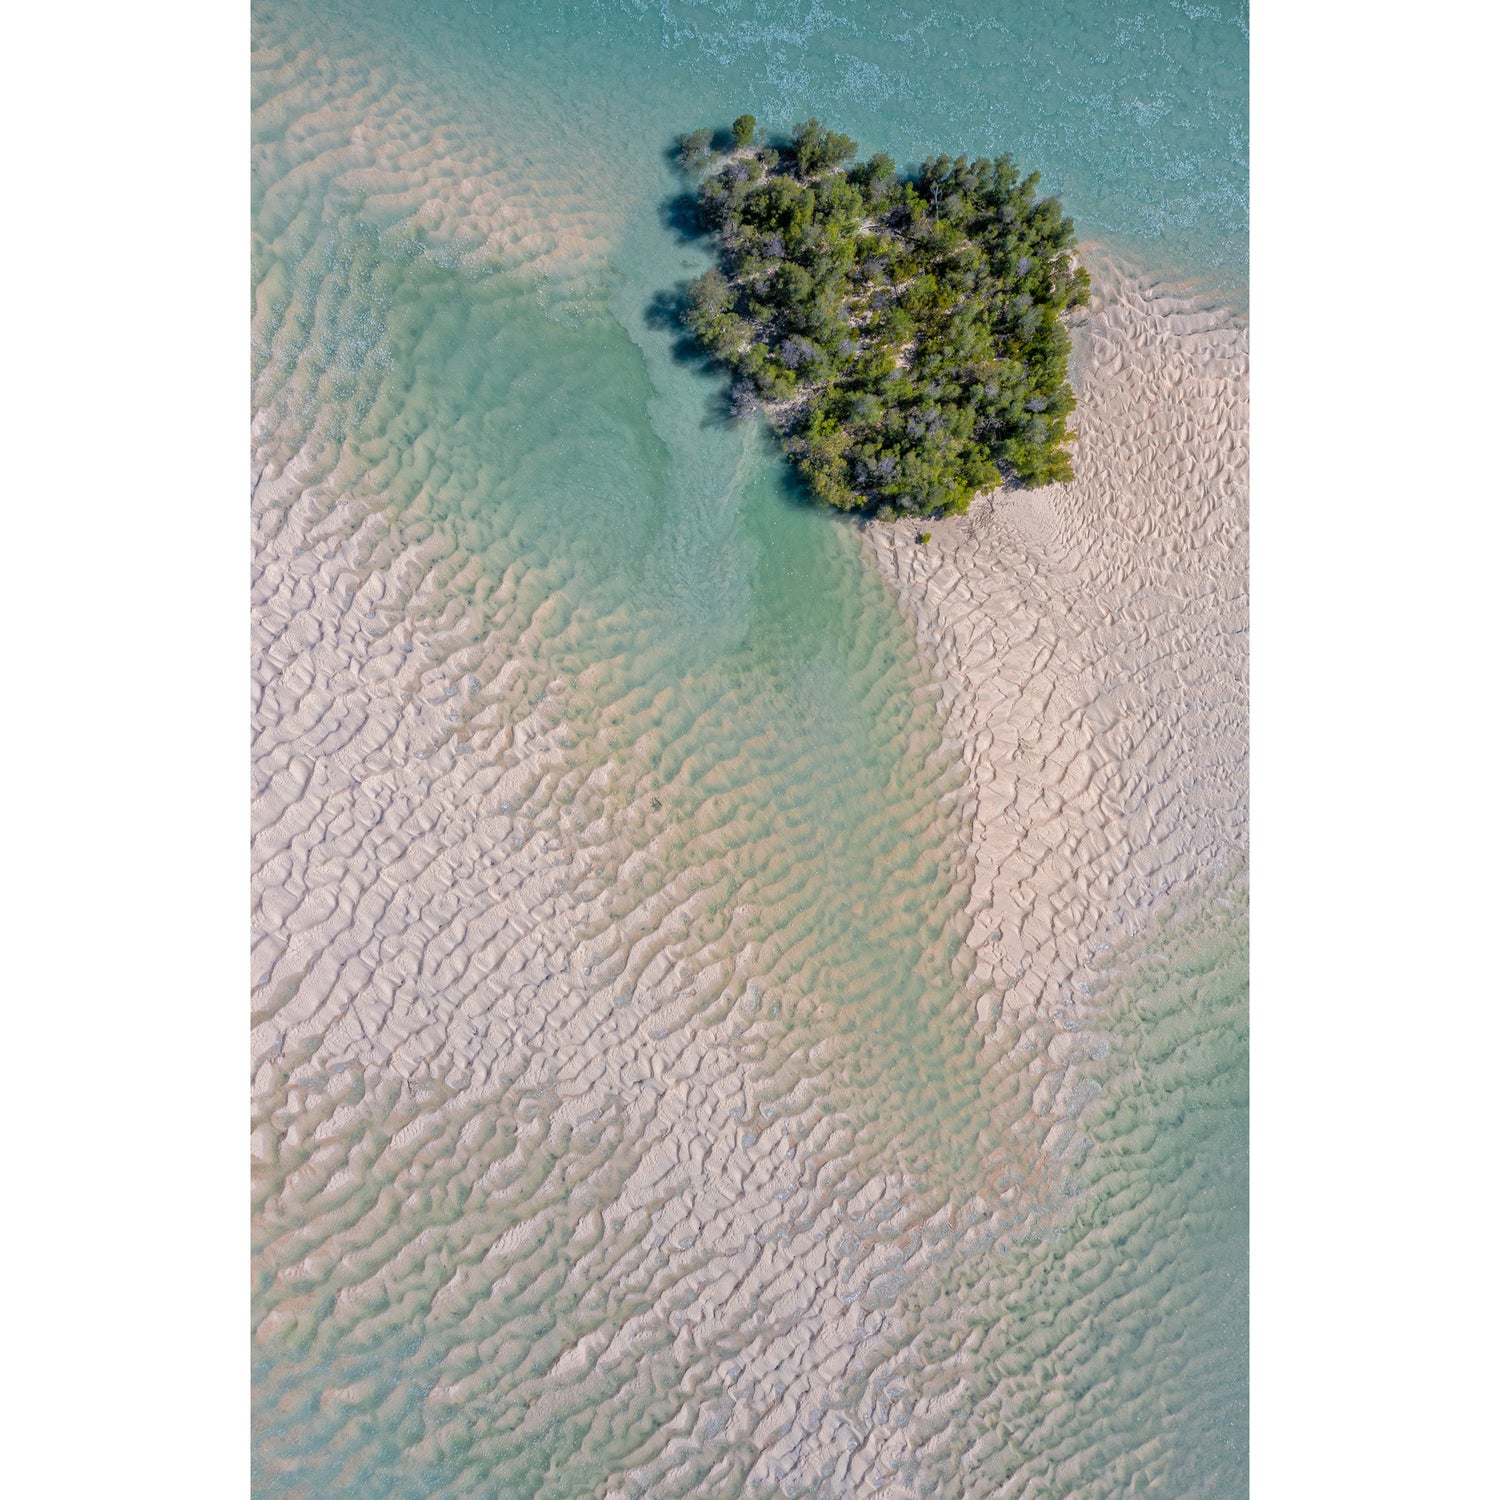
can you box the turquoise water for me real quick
[277,0,1248,287]
[252,2,1247,1493]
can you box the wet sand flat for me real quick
[253,254,1248,1496]
[253,11,1248,1489]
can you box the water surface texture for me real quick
[252,2,1248,1494]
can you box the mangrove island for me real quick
[676,116,1092,518]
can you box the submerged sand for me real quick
[253,236,1248,1494]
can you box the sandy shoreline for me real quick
[866,252,1248,1034]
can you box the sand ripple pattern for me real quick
[869,255,1248,1034]
[250,463,1040,1494]
[253,16,1248,1491]
[250,362,1056,1497]
[253,1,617,287]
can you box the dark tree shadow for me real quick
[660,191,704,243]
[644,286,685,332]
[645,283,709,367]
[700,380,752,430]
[649,132,784,436]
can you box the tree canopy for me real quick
[675,118,1091,518]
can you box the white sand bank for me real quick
[867,253,1249,1032]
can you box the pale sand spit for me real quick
[867,252,1248,1035]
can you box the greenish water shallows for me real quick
[253,1,1247,1494]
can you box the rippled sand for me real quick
[253,11,1247,1492]
[252,272,1247,1497]
[252,5,619,288]
[868,254,1248,1032]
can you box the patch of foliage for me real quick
[676,117,1091,517]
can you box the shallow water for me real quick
[252,2,1248,1493]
